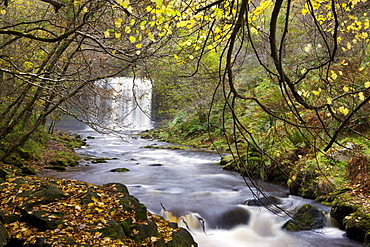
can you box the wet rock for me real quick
[3,155,23,167]
[0,212,21,224]
[245,196,281,206]
[365,232,370,247]
[132,221,158,243]
[20,166,38,175]
[105,183,130,195]
[32,236,76,246]
[99,220,125,240]
[0,169,8,179]
[0,221,9,247]
[167,228,198,247]
[343,211,370,243]
[81,189,101,205]
[22,210,65,231]
[110,168,130,172]
[20,184,65,210]
[331,201,358,230]
[283,204,326,231]
[215,207,250,229]
[91,157,109,163]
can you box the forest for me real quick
[0,0,369,246]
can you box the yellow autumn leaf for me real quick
[104,30,110,38]
[250,27,258,35]
[0,9,6,15]
[136,50,141,55]
[358,92,365,101]
[115,18,123,28]
[326,97,333,104]
[338,106,349,115]
[330,70,337,80]
[120,0,130,8]
[82,7,88,12]
[125,26,131,34]
[95,207,104,213]
[135,43,142,48]
[129,36,136,43]
[340,60,348,65]
[343,86,349,92]
[347,42,352,50]
[115,32,121,39]
[189,55,194,60]
[312,90,320,96]
[23,61,34,69]
[365,81,370,88]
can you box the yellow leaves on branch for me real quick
[339,106,349,115]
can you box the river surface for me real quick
[45,128,364,247]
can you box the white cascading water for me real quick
[101,77,152,130]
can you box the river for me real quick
[44,127,364,247]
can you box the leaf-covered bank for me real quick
[0,176,197,247]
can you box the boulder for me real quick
[214,207,250,229]
[365,232,370,247]
[246,196,281,206]
[99,220,125,240]
[132,221,158,243]
[283,204,326,231]
[20,166,38,175]
[0,169,8,179]
[0,221,9,247]
[110,168,130,172]
[167,228,198,247]
[20,184,65,210]
[22,210,65,231]
[3,155,23,167]
[330,201,358,230]
[343,211,370,243]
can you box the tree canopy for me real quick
[0,0,369,163]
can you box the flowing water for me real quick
[45,128,364,247]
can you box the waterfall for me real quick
[97,77,152,131]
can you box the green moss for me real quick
[343,211,370,243]
[110,168,130,172]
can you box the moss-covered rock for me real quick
[91,157,110,163]
[99,220,125,240]
[110,168,130,172]
[283,204,326,231]
[0,169,8,179]
[0,221,9,247]
[3,155,23,167]
[343,211,370,243]
[331,198,359,230]
[20,166,38,175]
[167,228,198,247]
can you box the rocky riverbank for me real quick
[220,153,370,246]
[0,176,197,247]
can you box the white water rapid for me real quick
[50,77,364,247]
